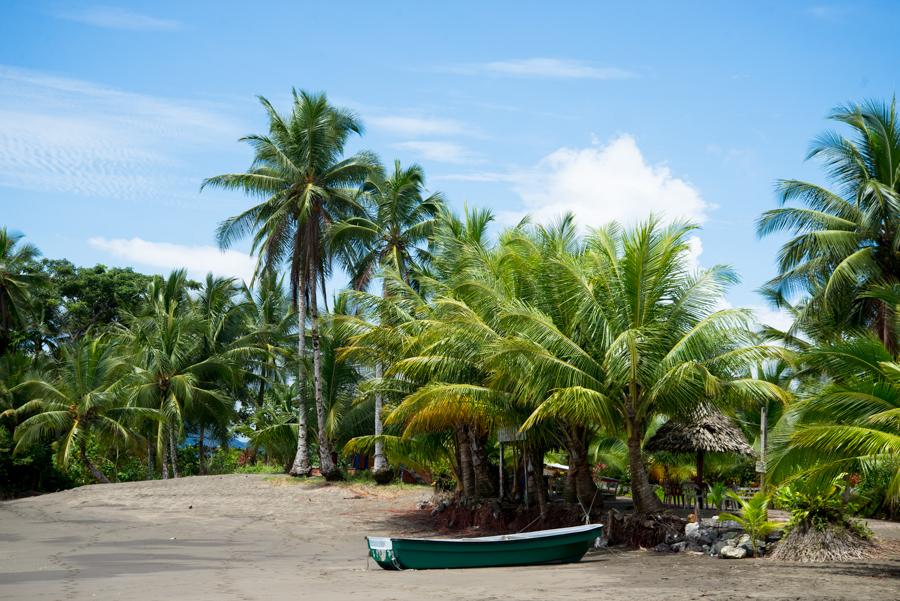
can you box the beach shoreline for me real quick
[1,474,897,601]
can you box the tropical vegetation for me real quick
[2,95,897,552]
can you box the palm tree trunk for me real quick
[566,426,599,511]
[455,425,476,501]
[289,280,311,476]
[878,301,896,353]
[373,282,388,475]
[467,428,496,498]
[626,419,663,513]
[309,273,338,480]
[526,445,548,517]
[146,436,154,480]
[198,422,206,475]
[169,425,179,478]
[80,446,110,484]
[160,423,170,480]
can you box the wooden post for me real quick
[499,441,504,500]
[759,404,768,494]
[695,450,705,515]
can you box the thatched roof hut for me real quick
[645,407,754,486]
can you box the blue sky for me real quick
[2,1,898,327]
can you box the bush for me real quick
[0,426,71,497]
[207,447,241,474]
[718,491,781,557]
[776,476,872,538]
[855,461,899,519]
[772,475,875,562]
[706,482,727,511]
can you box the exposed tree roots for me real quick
[771,525,876,562]
[605,509,687,548]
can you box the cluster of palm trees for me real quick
[2,92,897,517]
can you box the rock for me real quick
[686,522,713,543]
[715,519,742,529]
[686,541,705,553]
[766,530,783,542]
[738,536,766,555]
[665,532,683,544]
[719,545,747,559]
[685,522,700,537]
[653,543,672,553]
[711,540,730,556]
[671,541,689,553]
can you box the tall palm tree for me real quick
[757,99,900,350]
[505,219,786,513]
[235,272,295,409]
[192,274,243,473]
[203,90,380,480]
[0,228,42,355]
[11,336,147,483]
[123,271,231,479]
[331,161,443,475]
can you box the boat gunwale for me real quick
[366,523,602,546]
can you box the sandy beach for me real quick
[1,474,897,601]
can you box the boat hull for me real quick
[367,524,602,570]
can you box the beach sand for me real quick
[1,474,897,600]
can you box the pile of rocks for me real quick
[652,516,782,558]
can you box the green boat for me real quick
[366,523,602,570]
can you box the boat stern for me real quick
[366,536,400,570]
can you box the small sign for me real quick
[755,461,766,473]
[497,426,526,442]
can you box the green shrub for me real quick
[855,461,899,519]
[207,447,241,474]
[719,491,781,556]
[707,482,728,511]
[776,475,873,539]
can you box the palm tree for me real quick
[505,219,786,513]
[757,99,900,350]
[0,228,42,355]
[123,271,231,479]
[331,160,443,476]
[203,90,380,480]
[11,336,147,483]
[769,335,900,509]
[192,274,243,473]
[235,272,295,409]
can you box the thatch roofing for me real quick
[644,407,754,456]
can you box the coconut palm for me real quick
[191,274,243,473]
[504,218,786,513]
[238,273,295,402]
[757,99,900,350]
[0,228,42,355]
[768,335,900,508]
[122,271,232,479]
[10,336,147,483]
[331,160,444,475]
[203,90,380,480]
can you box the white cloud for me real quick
[368,115,470,137]
[806,5,847,22]
[0,65,241,199]
[498,134,712,228]
[748,304,795,333]
[449,58,634,80]
[685,236,704,273]
[393,141,475,164]
[53,6,182,31]
[89,237,255,284]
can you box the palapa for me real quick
[645,407,754,486]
